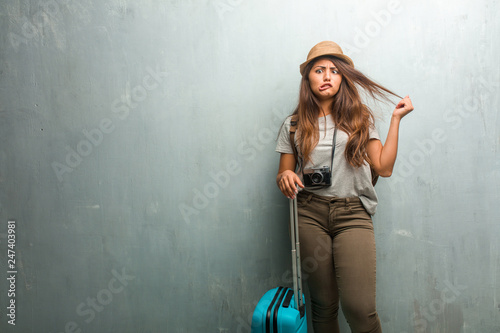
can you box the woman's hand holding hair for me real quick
[393,95,414,120]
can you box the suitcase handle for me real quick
[289,194,305,317]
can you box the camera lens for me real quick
[311,172,323,184]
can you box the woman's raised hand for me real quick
[393,95,414,120]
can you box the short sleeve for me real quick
[275,116,294,154]
[369,123,380,141]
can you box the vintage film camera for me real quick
[303,166,331,187]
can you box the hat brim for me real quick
[300,54,354,76]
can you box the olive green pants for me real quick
[297,191,382,333]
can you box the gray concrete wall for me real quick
[0,0,498,332]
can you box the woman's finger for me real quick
[285,177,297,198]
[280,176,293,198]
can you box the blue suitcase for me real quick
[251,197,307,333]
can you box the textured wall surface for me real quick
[0,0,499,332]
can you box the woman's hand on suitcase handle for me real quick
[277,170,304,199]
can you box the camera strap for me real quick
[289,115,337,171]
[289,115,301,171]
[330,127,338,171]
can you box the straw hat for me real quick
[299,41,354,75]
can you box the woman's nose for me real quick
[324,71,330,81]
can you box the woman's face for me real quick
[308,58,342,101]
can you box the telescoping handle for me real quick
[289,196,305,317]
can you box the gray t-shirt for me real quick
[275,115,381,215]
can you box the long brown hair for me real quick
[293,56,400,168]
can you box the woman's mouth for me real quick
[319,83,332,91]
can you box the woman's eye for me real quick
[332,70,339,74]
[316,69,323,74]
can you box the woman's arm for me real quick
[276,153,304,199]
[367,95,414,177]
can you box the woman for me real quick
[275,41,413,332]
